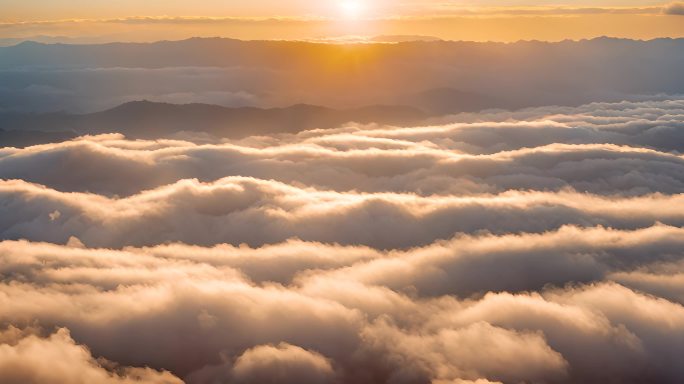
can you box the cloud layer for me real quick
[2,99,684,197]
[664,2,684,15]
[2,229,684,383]
[1,98,684,383]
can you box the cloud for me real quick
[188,343,336,384]
[359,321,569,383]
[1,237,684,382]
[4,176,684,248]
[3,100,684,198]
[1,223,683,296]
[1,99,684,251]
[2,98,684,383]
[0,327,181,384]
[0,223,682,382]
[306,224,684,298]
[663,2,684,15]
[610,267,684,305]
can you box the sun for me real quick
[339,1,366,19]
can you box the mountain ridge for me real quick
[0,100,429,143]
[4,35,684,49]
[1,36,683,114]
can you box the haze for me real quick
[1,0,684,42]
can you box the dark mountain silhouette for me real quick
[403,88,506,115]
[0,101,428,142]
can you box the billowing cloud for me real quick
[0,327,181,384]
[4,176,684,248]
[188,343,337,384]
[2,100,684,198]
[1,237,684,383]
[2,98,684,383]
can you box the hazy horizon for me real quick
[2,0,684,43]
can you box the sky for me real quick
[0,0,675,19]
[1,0,683,42]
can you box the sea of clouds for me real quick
[1,99,684,383]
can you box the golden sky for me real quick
[1,0,683,42]
[0,0,674,19]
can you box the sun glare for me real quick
[339,0,366,19]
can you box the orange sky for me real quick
[1,1,683,42]
[0,0,676,19]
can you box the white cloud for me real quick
[2,99,684,383]
[0,327,181,384]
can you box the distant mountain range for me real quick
[0,101,428,145]
[0,35,443,48]
[1,37,683,114]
